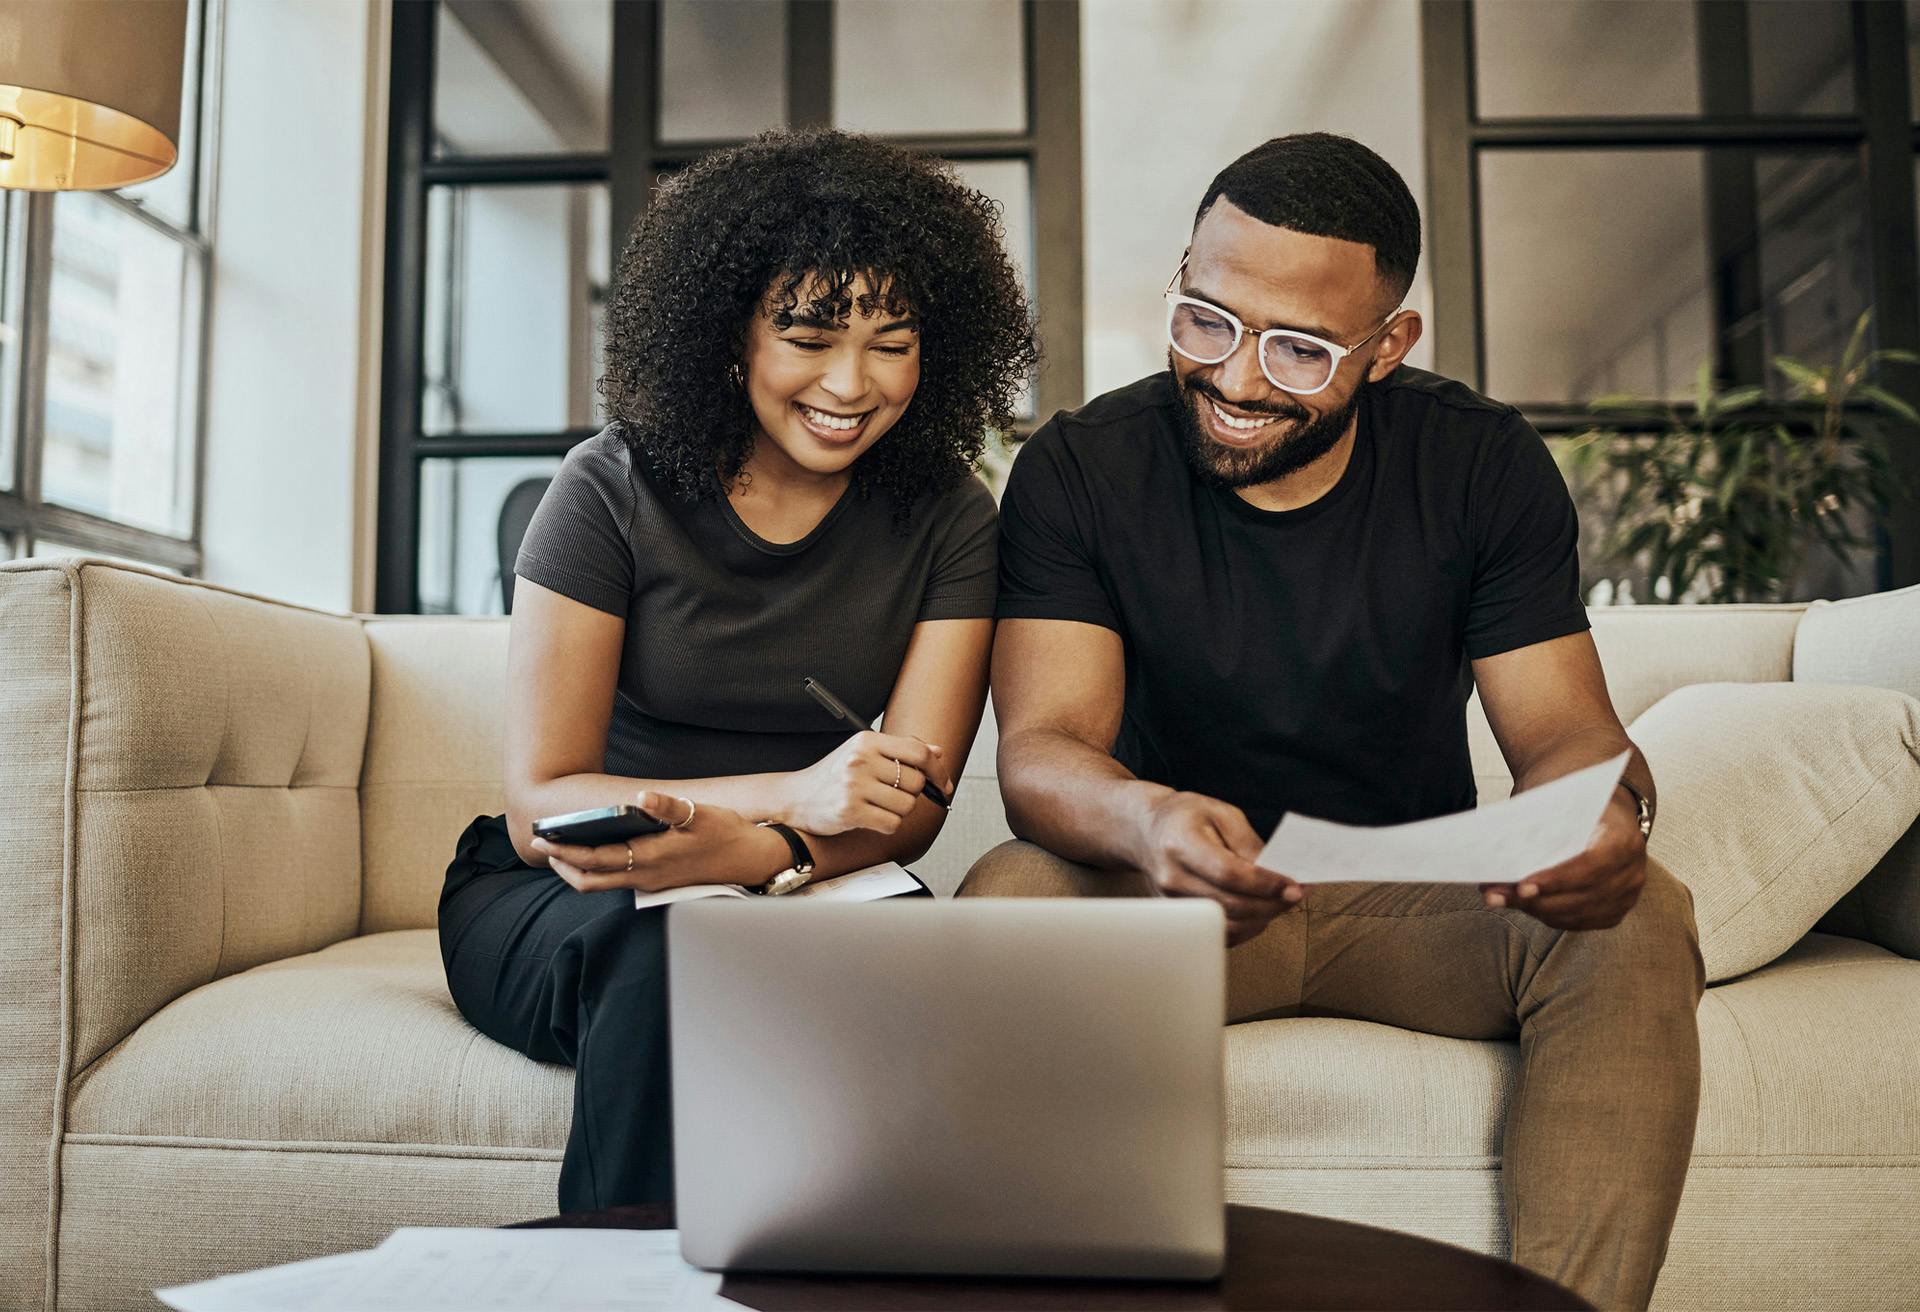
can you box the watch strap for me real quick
[755,821,815,895]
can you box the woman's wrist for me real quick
[763,771,802,828]
[742,821,799,884]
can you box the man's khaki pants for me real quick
[958,841,1705,1311]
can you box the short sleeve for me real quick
[1464,414,1590,659]
[995,421,1121,632]
[514,432,637,618]
[917,476,1000,621]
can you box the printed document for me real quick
[1256,751,1629,885]
[156,1228,722,1312]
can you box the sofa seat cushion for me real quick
[1226,934,1920,1167]
[66,930,569,1154]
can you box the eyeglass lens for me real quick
[1168,300,1336,392]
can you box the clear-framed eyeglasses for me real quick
[1163,259,1400,397]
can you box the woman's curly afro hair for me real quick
[599,129,1039,516]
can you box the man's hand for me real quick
[1481,791,1648,929]
[1134,791,1303,946]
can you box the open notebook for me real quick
[633,861,928,909]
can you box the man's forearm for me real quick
[1511,725,1656,823]
[997,726,1173,871]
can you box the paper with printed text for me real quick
[1255,752,1629,885]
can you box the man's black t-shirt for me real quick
[997,368,1589,837]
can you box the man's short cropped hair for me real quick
[1194,133,1421,303]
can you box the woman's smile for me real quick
[794,401,874,443]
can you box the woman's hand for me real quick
[779,731,947,836]
[532,790,788,894]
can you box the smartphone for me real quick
[533,804,670,846]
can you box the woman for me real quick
[438,129,1036,1213]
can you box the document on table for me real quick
[156,1228,723,1312]
[1256,751,1629,885]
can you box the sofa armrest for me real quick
[0,561,370,1309]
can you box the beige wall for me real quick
[1079,0,1433,400]
[200,0,383,613]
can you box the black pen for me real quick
[803,676,952,810]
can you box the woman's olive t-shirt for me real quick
[514,426,999,780]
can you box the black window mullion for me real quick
[420,154,611,187]
[1696,0,1765,387]
[1420,0,1481,387]
[16,192,51,511]
[611,0,660,272]
[1030,0,1083,423]
[787,0,833,129]
[376,0,435,614]
[1852,0,1920,590]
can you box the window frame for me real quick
[376,0,1084,613]
[1420,0,1920,589]
[0,0,222,573]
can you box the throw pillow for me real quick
[1628,681,1920,982]
[1794,582,1920,959]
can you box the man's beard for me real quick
[1171,356,1366,491]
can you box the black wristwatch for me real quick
[1616,778,1654,841]
[755,821,816,896]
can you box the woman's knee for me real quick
[956,840,1151,899]
[574,900,671,991]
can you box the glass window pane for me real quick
[658,0,787,144]
[1479,151,1870,407]
[834,0,1025,136]
[1475,1,1700,118]
[434,0,611,157]
[951,158,1034,418]
[0,191,21,495]
[44,194,199,536]
[1747,2,1853,116]
[423,183,609,436]
[29,538,183,574]
[120,0,206,230]
[1477,0,1854,120]
[418,455,565,615]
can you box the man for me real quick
[962,133,1703,1310]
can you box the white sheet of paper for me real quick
[155,1252,371,1312]
[1256,751,1629,885]
[156,1229,721,1312]
[783,861,921,900]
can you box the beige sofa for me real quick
[3,557,1917,1310]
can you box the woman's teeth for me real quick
[1211,400,1271,432]
[800,405,863,431]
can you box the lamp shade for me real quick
[0,0,188,191]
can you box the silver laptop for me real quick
[668,899,1225,1280]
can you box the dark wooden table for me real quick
[514,1203,1590,1310]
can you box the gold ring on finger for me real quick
[672,796,697,829]
[892,758,902,790]
[624,842,635,872]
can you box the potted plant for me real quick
[1556,310,1917,604]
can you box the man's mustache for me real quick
[1180,375,1308,422]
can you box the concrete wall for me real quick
[199,0,379,612]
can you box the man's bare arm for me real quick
[992,618,1165,866]
[1473,630,1654,927]
[993,618,1299,940]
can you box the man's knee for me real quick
[956,840,1151,899]
[1557,858,1704,1009]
